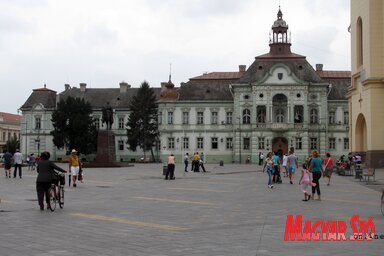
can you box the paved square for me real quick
[0,163,383,255]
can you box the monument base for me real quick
[84,130,121,168]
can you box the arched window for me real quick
[357,17,363,66]
[275,108,284,123]
[310,109,318,124]
[242,109,251,124]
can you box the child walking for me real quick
[263,152,274,189]
[299,163,311,201]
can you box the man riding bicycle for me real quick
[36,151,67,211]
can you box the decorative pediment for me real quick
[260,64,302,85]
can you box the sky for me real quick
[0,0,351,115]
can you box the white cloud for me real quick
[0,0,350,114]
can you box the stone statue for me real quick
[102,102,114,130]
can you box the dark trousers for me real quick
[259,159,263,165]
[273,165,281,183]
[200,162,206,172]
[190,161,195,172]
[14,164,22,178]
[166,164,175,179]
[184,161,188,172]
[312,172,322,195]
[194,161,200,172]
[36,182,51,207]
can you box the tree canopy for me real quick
[126,81,158,157]
[50,96,97,154]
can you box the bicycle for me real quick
[381,189,384,216]
[47,172,65,212]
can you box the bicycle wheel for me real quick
[47,187,56,212]
[381,190,384,216]
[59,186,64,209]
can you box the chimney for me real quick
[316,64,323,71]
[239,65,246,72]
[119,81,129,93]
[64,84,71,91]
[79,83,87,92]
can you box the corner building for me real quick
[348,0,384,168]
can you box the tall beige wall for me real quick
[349,0,384,167]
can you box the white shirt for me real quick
[13,152,23,164]
[282,155,288,166]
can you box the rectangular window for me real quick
[329,138,336,150]
[182,112,189,125]
[168,137,175,149]
[226,112,233,125]
[211,112,218,125]
[158,111,162,125]
[197,137,204,149]
[118,118,125,129]
[226,138,233,149]
[329,112,335,125]
[344,138,349,150]
[310,138,317,150]
[257,106,266,123]
[295,137,302,150]
[258,137,265,149]
[243,138,250,150]
[344,111,349,125]
[183,137,189,149]
[197,112,204,125]
[211,137,218,149]
[167,112,173,125]
[35,117,41,130]
[118,140,124,151]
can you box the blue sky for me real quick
[0,0,350,114]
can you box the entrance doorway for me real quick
[272,137,288,158]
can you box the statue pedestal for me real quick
[86,130,120,167]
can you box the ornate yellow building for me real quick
[348,0,384,168]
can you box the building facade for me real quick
[0,112,21,153]
[20,8,350,164]
[348,0,384,168]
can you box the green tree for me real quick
[5,134,20,153]
[126,81,159,160]
[50,96,97,155]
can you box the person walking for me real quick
[193,152,200,172]
[263,152,274,189]
[287,150,299,184]
[272,151,281,183]
[165,153,176,180]
[13,149,23,178]
[36,151,67,210]
[28,153,36,171]
[3,150,12,178]
[184,153,189,172]
[68,149,81,187]
[259,152,264,166]
[323,152,334,186]
[199,152,207,173]
[309,150,324,201]
[282,153,288,177]
[299,163,312,201]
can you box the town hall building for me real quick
[19,7,350,164]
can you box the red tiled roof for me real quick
[190,72,243,80]
[316,70,351,79]
[0,112,21,124]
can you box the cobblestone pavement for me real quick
[0,163,383,256]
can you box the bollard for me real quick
[219,160,224,166]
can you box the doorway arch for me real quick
[355,113,367,152]
[272,137,288,157]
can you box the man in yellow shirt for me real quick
[69,149,80,187]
